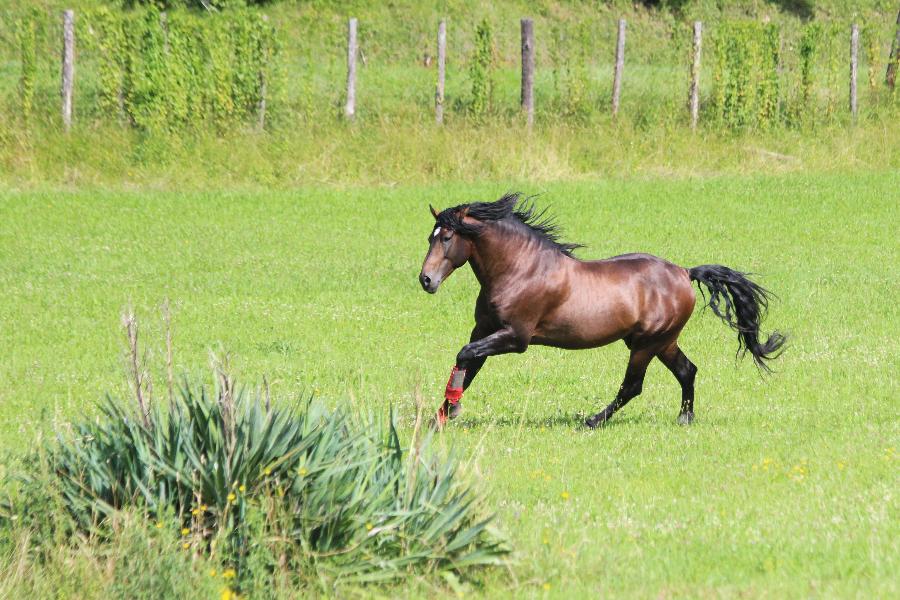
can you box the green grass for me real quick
[1,173,898,597]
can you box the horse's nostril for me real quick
[422,275,432,286]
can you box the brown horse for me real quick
[419,193,785,428]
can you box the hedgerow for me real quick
[81,5,280,132]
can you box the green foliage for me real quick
[14,11,39,125]
[0,507,223,599]
[81,6,279,132]
[1,373,508,589]
[863,22,881,91]
[104,515,223,600]
[757,24,781,126]
[711,21,782,129]
[0,0,897,172]
[797,23,821,123]
[549,22,593,121]
[821,23,844,119]
[469,18,495,119]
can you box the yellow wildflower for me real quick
[238,484,246,493]
[366,523,373,531]
[182,542,190,550]
[191,508,201,516]
[543,582,551,591]
[181,527,190,536]
[209,569,217,577]
[263,467,271,476]
[200,504,208,512]
[227,492,237,503]
[298,467,308,476]
[561,491,570,500]
[155,522,163,529]
[222,568,236,580]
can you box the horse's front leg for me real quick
[439,325,491,422]
[435,327,528,428]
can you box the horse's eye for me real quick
[442,233,453,242]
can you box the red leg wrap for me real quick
[444,366,465,405]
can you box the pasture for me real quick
[1,172,897,597]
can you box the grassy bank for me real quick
[1,172,897,596]
[2,117,899,188]
[1,0,898,190]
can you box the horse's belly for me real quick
[531,301,634,349]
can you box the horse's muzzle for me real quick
[419,272,439,294]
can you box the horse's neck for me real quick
[468,228,554,290]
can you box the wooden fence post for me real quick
[887,8,900,89]
[160,11,169,54]
[520,18,535,127]
[258,14,269,131]
[850,24,859,119]
[689,21,702,130]
[61,10,75,132]
[611,19,626,117]
[436,19,446,124]
[344,18,358,119]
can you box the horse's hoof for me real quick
[585,416,606,429]
[677,411,694,426]
[448,402,463,420]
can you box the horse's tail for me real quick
[689,264,786,371]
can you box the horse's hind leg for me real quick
[585,347,654,429]
[658,343,697,425]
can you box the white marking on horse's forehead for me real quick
[432,226,441,239]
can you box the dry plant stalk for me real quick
[405,384,425,507]
[122,310,151,428]
[163,299,175,404]
[211,351,237,461]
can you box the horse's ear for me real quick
[429,204,439,219]
[459,206,469,218]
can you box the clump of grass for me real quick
[0,314,508,593]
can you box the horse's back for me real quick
[532,252,695,349]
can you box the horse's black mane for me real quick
[434,192,583,257]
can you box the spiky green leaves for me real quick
[3,381,507,587]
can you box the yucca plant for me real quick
[2,372,508,589]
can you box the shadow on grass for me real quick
[449,411,642,430]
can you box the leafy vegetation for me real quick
[468,18,495,119]
[0,1,897,186]
[1,358,507,593]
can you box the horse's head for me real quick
[419,204,474,294]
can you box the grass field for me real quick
[1,172,897,597]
